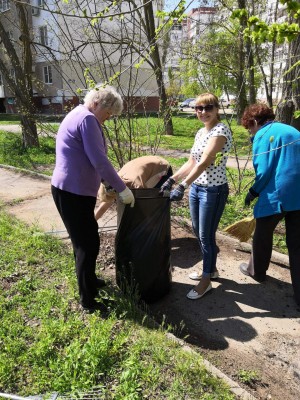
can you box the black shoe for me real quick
[95,278,106,288]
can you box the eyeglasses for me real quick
[194,104,214,112]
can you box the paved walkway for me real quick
[0,166,116,237]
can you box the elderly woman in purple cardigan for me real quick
[51,85,134,313]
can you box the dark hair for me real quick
[241,103,275,129]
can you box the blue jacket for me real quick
[251,121,300,218]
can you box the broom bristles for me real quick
[224,217,256,242]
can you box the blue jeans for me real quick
[189,183,229,277]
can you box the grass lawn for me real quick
[0,210,235,399]
[0,115,286,254]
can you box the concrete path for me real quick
[0,166,116,238]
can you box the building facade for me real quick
[0,0,164,114]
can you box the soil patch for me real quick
[98,221,300,400]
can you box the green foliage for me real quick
[281,0,300,17]
[232,1,300,43]
[0,210,235,398]
[237,369,260,385]
[178,20,244,99]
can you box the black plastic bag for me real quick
[115,188,172,303]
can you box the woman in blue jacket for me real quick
[240,103,300,306]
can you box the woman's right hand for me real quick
[119,187,135,207]
[159,177,175,196]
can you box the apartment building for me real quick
[186,6,217,42]
[163,6,217,89]
[0,0,164,114]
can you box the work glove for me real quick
[245,188,259,206]
[170,184,186,201]
[119,187,135,207]
[159,177,175,196]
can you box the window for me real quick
[0,0,10,12]
[43,65,52,84]
[39,26,48,46]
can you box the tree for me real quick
[234,0,300,125]
[43,0,183,136]
[277,3,300,128]
[0,1,39,147]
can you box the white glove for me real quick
[118,187,135,207]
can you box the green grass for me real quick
[237,369,261,386]
[0,131,55,175]
[0,210,235,399]
[0,114,21,124]
[0,117,286,253]
[106,115,250,155]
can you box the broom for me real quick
[224,217,256,242]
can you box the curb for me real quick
[216,231,289,268]
[0,164,51,181]
[166,333,258,400]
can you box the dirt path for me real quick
[100,223,300,400]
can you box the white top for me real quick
[191,122,232,186]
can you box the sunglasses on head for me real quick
[195,104,214,112]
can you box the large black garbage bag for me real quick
[115,188,172,303]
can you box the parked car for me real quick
[179,98,196,109]
[189,99,197,109]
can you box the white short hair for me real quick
[84,85,123,115]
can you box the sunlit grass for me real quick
[0,115,285,253]
[0,210,235,398]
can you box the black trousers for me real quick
[51,186,100,306]
[250,210,300,305]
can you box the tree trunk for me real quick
[18,3,39,147]
[235,0,248,123]
[276,16,300,130]
[143,0,174,135]
[0,2,39,148]
[246,39,256,104]
[20,114,39,148]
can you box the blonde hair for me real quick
[195,92,220,108]
[84,84,123,115]
[195,92,220,120]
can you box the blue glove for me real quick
[159,177,175,196]
[170,184,186,201]
[245,188,259,206]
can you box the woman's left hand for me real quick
[170,184,186,201]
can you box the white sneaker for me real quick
[189,272,202,280]
[189,270,219,280]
